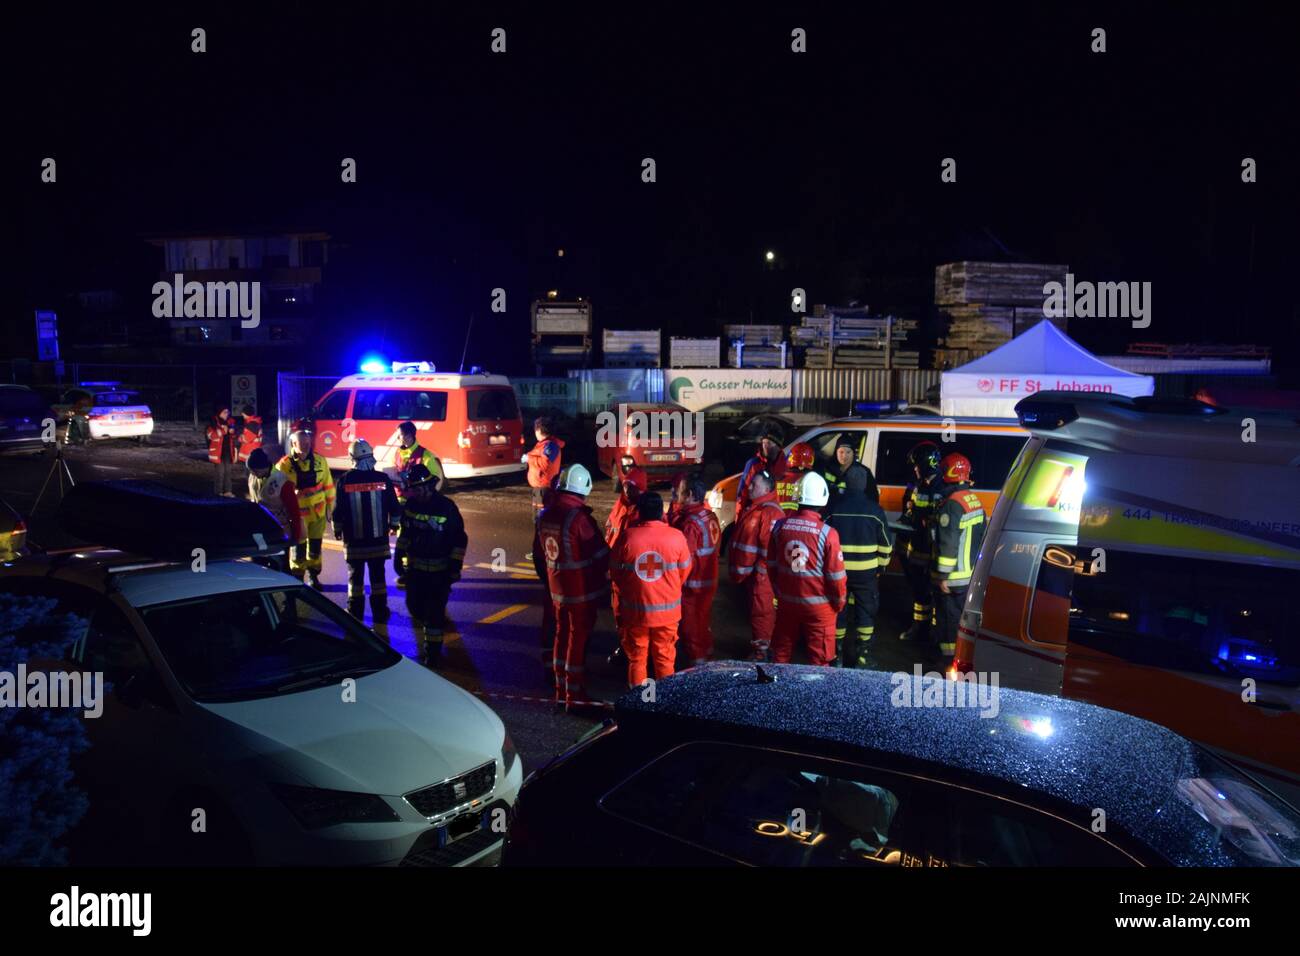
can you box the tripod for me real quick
[33,440,76,512]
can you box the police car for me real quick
[1,480,521,866]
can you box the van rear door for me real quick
[464,387,524,471]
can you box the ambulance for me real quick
[955,391,1300,805]
[306,362,526,478]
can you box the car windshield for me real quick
[1171,748,1300,866]
[94,391,139,406]
[139,586,401,703]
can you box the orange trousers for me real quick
[620,622,678,686]
[679,590,716,665]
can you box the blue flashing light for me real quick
[853,400,907,416]
[359,354,388,375]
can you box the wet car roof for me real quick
[616,662,1297,866]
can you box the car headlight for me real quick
[705,490,723,510]
[502,731,520,776]
[270,783,400,830]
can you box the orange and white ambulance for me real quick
[955,391,1300,805]
[307,362,526,478]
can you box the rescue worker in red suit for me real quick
[766,472,847,666]
[234,404,263,465]
[525,416,564,521]
[666,471,689,524]
[206,406,238,497]
[777,441,814,512]
[727,468,784,661]
[611,492,692,688]
[736,431,788,519]
[605,466,648,550]
[611,452,637,493]
[670,477,721,666]
[535,464,609,711]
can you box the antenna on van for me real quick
[458,314,475,374]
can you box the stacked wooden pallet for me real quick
[792,311,918,368]
[725,324,784,347]
[727,344,786,368]
[934,261,1069,357]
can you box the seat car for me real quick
[0,384,53,454]
[955,391,1300,808]
[1,480,521,866]
[505,662,1300,867]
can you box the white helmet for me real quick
[798,471,830,507]
[348,439,375,464]
[561,464,593,496]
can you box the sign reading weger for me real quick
[666,369,792,412]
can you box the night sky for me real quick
[12,5,1300,376]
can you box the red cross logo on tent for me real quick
[543,535,560,563]
[635,550,666,582]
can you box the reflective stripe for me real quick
[551,587,610,604]
[685,578,717,589]
[695,546,716,557]
[734,565,756,576]
[841,544,881,553]
[826,570,847,581]
[777,592,830,605]
[843,559,882,571]
[733,542,762,554]
[623,598,682,612]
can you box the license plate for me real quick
[111,415,131,422]
[443,810,484,845]
[489,434,509,445]
[649,453,679,462]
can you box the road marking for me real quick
[476,603,530,625]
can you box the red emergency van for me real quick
[307,363,526,479]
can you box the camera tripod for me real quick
[33,440,76,512]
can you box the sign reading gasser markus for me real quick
[666,369,792,412]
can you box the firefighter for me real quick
[276,428,335,588]
[611,492,692,688]
[737,430,788,519]
[206,407,239,497]
[525,416,564,521]
[727,468,784,661]
[397,463,467,667]
[766,472,847,666]
[823,436,857,509]
[535,464,610,710]
[247,447,302,572]
[671,477,721,666]
[827,463,893,669]
[898,440,942,643]
[778,441,815,511]
[393,420,444,587]
[333,439,402,621]
[235,404,263,467]
[931,452,986,658]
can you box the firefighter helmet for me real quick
[347,439,374,463]
[787,441,815,471]
[561,463,593,497]
[797,471,831,507]
[289,429,313,451]
[939,452,972,484]
[907,440,942,479]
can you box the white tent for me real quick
[940,320,1155,418]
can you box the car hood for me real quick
[198,659,504,796]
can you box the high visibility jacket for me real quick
[333,468,402,561]
[827,491,894,585]
[737,452,788,517]
[728,491,784,586]
[766,508,847,613]
[899,476,940,564]
[823,467,850,509]
[611,519,692,626]
[276,452,336,522]
[397,490,467,575]
[248,467,303,543]
[395,443,444,501]
[236,414,263,463]
[671,501,721,595]
[776,468,810,512]
[536,492,610,606]
[931,482,986,587]
[206,416,238,464]
[605,468,647,549]
[526,437,565,490]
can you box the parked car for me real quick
[719,412,824,476]
[0,384,53,455]
[1,480,521,866]
[957,391,1300,809]
[0,497,27,563]
[595,401,702,480]
[505,662,1300,867]
[60,382,154,443]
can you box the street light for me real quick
[764,250,776,263]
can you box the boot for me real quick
[900,621,930,643]
[346,601,365,620]
[371,599,390,622]
[424,629,444,668]
[306,570,324,591]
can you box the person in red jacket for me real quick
[777,441,815,512]
[736,430,788,519]
[666,471,689,524]
[670,477,721,666]
[604,466,647,551]
[234,404,263,465]
[525,416,564,521]
[535,464,609,710]
[611,492,692,688]
[206,406,239,497]
[727,469,785,661]
[766,472,847,666]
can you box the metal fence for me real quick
[790,368,942,416]
[275,374,341,448]
[69,363,301,427]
